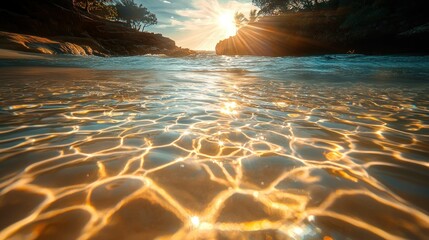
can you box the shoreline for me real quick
[0,49,48,60]
[0,31,195,58]
[2,48,428,62]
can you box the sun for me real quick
[172,0,256,50]
[218,11,237,37]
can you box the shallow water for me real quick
[0,53,429,239]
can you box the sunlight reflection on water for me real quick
[0,54,429,239]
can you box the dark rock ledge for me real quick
[216,10,429,56]
[0,0,195,57]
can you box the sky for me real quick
[136,0,257,50]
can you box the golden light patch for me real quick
[324,151,343,161]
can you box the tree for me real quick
[139,12,157,31]
[252,0,290,14]
[74,0,112,13]
[252,0,330,15]
[116,0,157,31]
[249,9,259,23]
[234,12,248,30]
[91,1,117,20]
[116,0,136,26]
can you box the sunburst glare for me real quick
[170,0,256,50]
[218,11,237,37]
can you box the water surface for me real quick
[0,53,429,239]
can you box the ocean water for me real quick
[0,53,429,239]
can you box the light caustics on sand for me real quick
[0,65,428,240]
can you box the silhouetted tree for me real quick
[138,12,157,31]
[252,0,330,14]
[249,9,259,23]
[116,0,157,31]
[234,12,248,30]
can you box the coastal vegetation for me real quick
[234,12,248,31]
[253,0,341,14]
[249,9,259,23]
[74,0,157,32]
[74,0,116,17]
[115,0,157,31]
[233,9,260,34]
[252,0,428,27]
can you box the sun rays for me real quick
[169,0,256,50]
[218,11,237,38]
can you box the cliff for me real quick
[216,8,429,56]
[0,0,194,57]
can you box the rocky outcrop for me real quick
[216,9,429,56]
[0,31,98,56]
[0,0,194,57]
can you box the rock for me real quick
[0,0,195,57]
[0,31,92,55]
[216,9,429,56]
[216,11,348,56]
[164,47,196,57]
